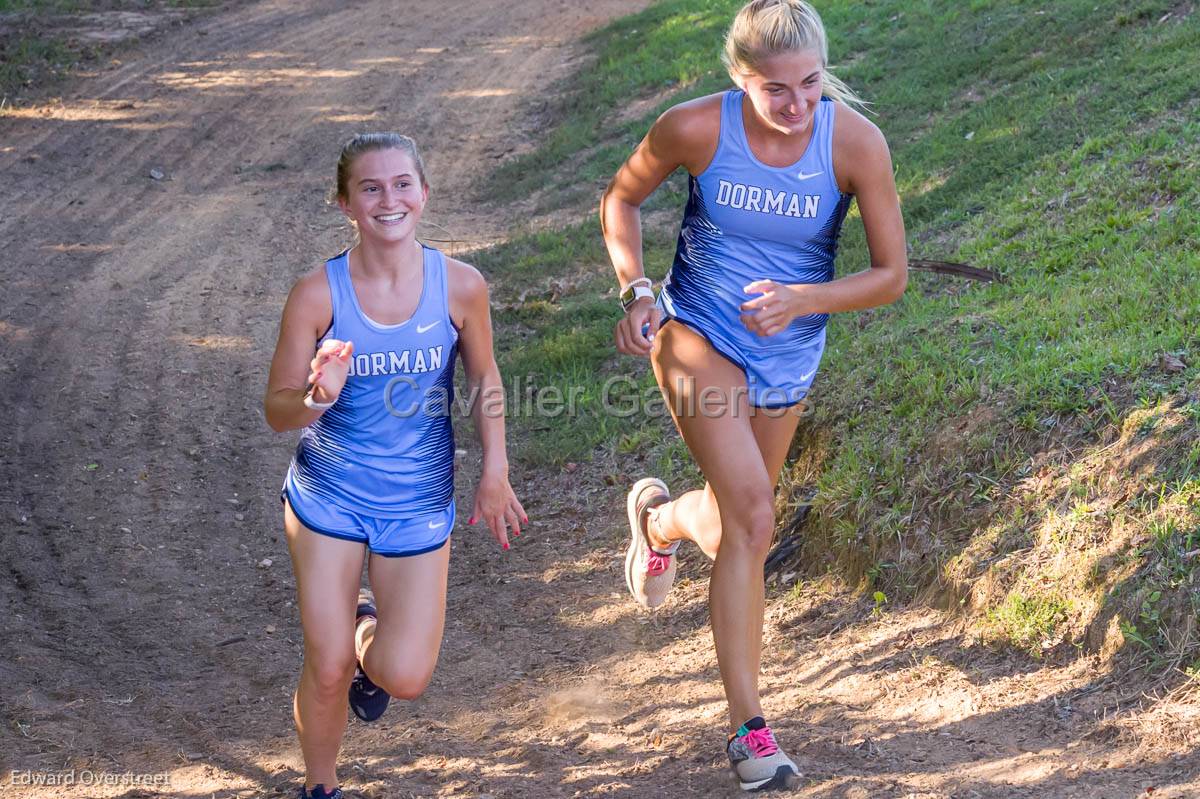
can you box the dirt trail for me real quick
[1,1,1197,798]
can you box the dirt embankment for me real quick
[1,1,1197,797]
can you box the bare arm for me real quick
[263,270,352,432]
[740,106,908,336]
[449,259,525,548]
[600,96,721,356]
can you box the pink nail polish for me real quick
[503,543,510,550]
[468,516,476,525]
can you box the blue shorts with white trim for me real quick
[282,485,453,557]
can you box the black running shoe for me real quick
[348,590,390,722]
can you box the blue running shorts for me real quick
[282,486,454,557]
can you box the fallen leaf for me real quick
[1159,352,1186,373]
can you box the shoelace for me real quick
[353,672,379,696]
[741,727,779,758]
[646,550,672,576]
[641,499,673,576]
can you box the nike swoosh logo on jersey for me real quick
[799,368,817,382]
[428,520,446,529]
[416,321,440,334]
[796,170,824,180]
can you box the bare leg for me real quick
[284,502,365,791]
[356,540,451,701]
[649,406,799,560]
[649,322,803,729]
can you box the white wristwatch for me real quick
[303,387,338,410]
[619,277,654,311]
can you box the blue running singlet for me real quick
[283,245,458,555]
[659,90,853,408]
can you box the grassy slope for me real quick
[469,0,1199,673]
[0,0,220,98]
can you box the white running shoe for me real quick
[726,717,801,791]
[624,477,679,608]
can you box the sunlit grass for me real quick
[468,0,1199,666]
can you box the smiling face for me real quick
[736,49,824,136]
[337,147,428,244]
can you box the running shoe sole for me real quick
[739,764,801,792]
[624,477,673,607]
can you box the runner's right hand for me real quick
[614,297,660,357]
[308,339,354,402]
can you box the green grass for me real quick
[465,0,1200,666]
[481,0,735,209]
[0,0,218,9]
[987,591,1071,658]
[469,221,681,468]
[0,34,79,96]
[0,0,222,98]
[0,0,83,10]
[1119,492,1200,667]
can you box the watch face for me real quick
[620,281,651,310]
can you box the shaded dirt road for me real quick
[1,1,1198,797]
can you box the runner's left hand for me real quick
[469,471,527,551]
[739,280,810,337]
